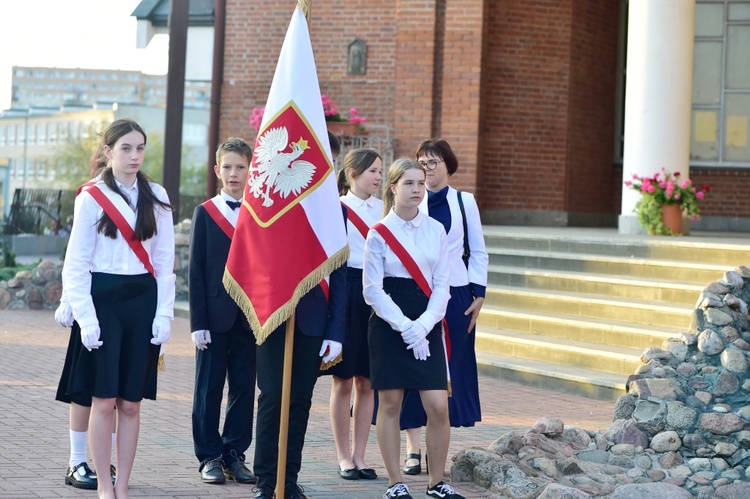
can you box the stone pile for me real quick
[453,267,750,498]
[0,220,192,311]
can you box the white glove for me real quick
[151,315,172,345]
[80,324,103,351]
[191,330,211,350]
[54,300,74,328]
[411,338,431,361]
[401,321,428,347]
[319,340,343,364]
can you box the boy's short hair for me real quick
[327,131,341,159]
[216,137,253,165]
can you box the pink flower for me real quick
[646,185,655,193]
[696,191,704,200]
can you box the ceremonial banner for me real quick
[224,4,348,344]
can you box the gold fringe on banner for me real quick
[297,0,311,23]
[223,245,349,345]
[157,354,166,372]
[319,352,343,371]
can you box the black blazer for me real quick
[188,203,249,334]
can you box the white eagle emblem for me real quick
[249,126,316,207]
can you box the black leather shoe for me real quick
[357,467,378,480]
[110,464,117,485]
[253,486,275,499]
[285,483,308,499]
[402,451,422,475]
[223,459,257,484]
[200,458,226,484]
[338,465,359,480]
[65,462,97,489]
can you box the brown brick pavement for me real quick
[0,310,615,498]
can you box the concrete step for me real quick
[476,305,679,350]
[476,350,626,401]
[483,286,693,328]
[475,328,643,377]
[487,265,702,305]
[486,248,728,284]
[482,227,750,267]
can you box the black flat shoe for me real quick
[338,465,359,480]
[224,460,257,484]
[200,457,226,484]
[253,486,274,499]
[110,464,116,485]
[65,462,98,489]
[357,467,378,480]
[402,451,422,475]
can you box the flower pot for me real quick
[326,121,359,136]
[661,203,682,235]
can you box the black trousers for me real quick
[253,322,323,490]
[192,315,257,467]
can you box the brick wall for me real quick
[217,1,748,227]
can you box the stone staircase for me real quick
[475,227,750,401]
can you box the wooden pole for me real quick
[274,312,296,499]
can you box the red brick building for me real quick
[208,0,749,229]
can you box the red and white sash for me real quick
[340,200,370,240]
[372,220,451,359]
[202,195,237,240]
[86,184,155,276]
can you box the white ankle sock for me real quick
[69,430,88,468]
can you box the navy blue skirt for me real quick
[368,277,447,391]
[65,272,160,402]
[321,267,371,379]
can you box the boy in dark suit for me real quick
[189,137,257,485]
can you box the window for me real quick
[692,1,750,165]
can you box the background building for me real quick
[191,0,748,231]
[10,66,211,110]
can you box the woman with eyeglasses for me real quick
[399,139,489,477]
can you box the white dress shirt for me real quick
[62,179,176,328]
[363,209,450,334]
[341,191,383,269]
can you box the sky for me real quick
[0,0,169,111]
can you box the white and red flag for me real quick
[223,4,348,344]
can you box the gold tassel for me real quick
[157,354,166,372]
[297,0,311,22]
[320,352,343,371]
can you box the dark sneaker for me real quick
[110,464,117,484]
[65,462,97,489]
[384,482,413,499]
[200,457,226,484]
[425,481,465,499]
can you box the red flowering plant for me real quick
[249,94,367,132]
[624,168,710,235]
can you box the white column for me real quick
[619,0,696,234]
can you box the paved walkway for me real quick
[0,310,614,499]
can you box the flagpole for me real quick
[275,312,296,499]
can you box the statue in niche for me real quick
[347,39,367,76]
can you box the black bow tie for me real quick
[226,200,242,210]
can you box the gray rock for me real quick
[537,483,593,498]
[714,369,741,396]
[576,449,607,465]
[531,416,564,437]
[714,482,750,499]
[632,399,666,435]
[650,431,682,453]
[608,482,693,498]
[561,426,591,449]
[698,328,726,355]
[687,457,712,472]
[665,401,698,430]
[658,451,683,469]
[715,442,739,456]
[699,412,748,435]
[606,420,649,449]
[707,307,734,327]
[720,346,750,374]
[634,454,652,470]
[613,394,637,421]
[721,326,740,342]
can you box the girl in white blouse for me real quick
[363,158,464,499]
[324,149,383,481]
[61,119,175,499]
